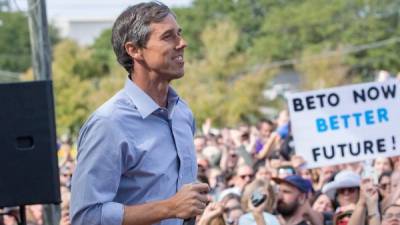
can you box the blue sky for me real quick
[13,0,193,20]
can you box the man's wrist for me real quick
[160,199,175,219]
[252,211,264,222]
[367,204,379,218]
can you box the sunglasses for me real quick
[239,174,254,180]
[337,187,358,194]
[380,183,390,190]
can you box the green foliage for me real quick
[51,40,94,135]
[296,48,349,90]
[174,20,272,127]
[252,0,400,80]
[90,29,116,75]
[50,39,125,135]
[0,12,31,72]
[0,12,60,73]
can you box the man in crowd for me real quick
[70,2,208,225]
[273,175,323,225]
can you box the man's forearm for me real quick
[123,199,173,225]
[253,212,267,225]
[347,201,366,225]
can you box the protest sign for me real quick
[287,80,400,168]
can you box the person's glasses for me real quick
[239,174,254,180]
[380,183,391,190]
[382,212,400,220]
[337,187,357,194]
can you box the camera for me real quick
[251,190,266,207]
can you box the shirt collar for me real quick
[123,78,180,119]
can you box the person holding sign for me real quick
[322,170,361,211]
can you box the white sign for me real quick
[287,80,400,168]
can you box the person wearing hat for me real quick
[273,175,323,225]
[322,170,361,210]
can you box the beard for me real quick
[276,199,299,217]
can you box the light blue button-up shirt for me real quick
[70,79,197,225]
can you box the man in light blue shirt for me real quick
[70,2,209,225]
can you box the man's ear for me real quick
[299,193,306,204]
[125,42,143,61]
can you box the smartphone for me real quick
[362,161,379,185]
[251,190,266,207]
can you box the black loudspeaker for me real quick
[0,80,61,207]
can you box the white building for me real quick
[52,17,114,46]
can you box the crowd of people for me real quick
[192,110,400,225]
[2,107,400,225]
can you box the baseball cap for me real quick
[273,175,312,193]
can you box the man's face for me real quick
[140,14,187,81]
[277,183,303,217]
[382,206,400,225]
[312,194,333,213]
[235,166,254,189]
[259,122,273,139]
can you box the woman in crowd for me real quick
[238,179,280,225]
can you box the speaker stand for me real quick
[19,205,26,225]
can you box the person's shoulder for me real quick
[238,212,254,225]
[177,98,193,114]
[262,212,280,225]
[95,90,133,117]
[80,91,134,130]
[88,89,143,125]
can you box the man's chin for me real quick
[173,71,185,79]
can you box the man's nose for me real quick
[176,36,187,49]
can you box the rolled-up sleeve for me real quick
[70,115,126,225]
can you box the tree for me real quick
[0,12,31,72]
[295,48,351,90]
[0,12,60,73]
[174,19,273,127]
[251,0,400,80]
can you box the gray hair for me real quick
[111,1,174,74]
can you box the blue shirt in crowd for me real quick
[239,212,280,225]
[70,79,197,225]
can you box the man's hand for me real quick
[291,155,306,169]
[300,198,324,225]
[360,178,379,213]
[198,202,224,224]
[168,183,210,219]
[249,198,268,225]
